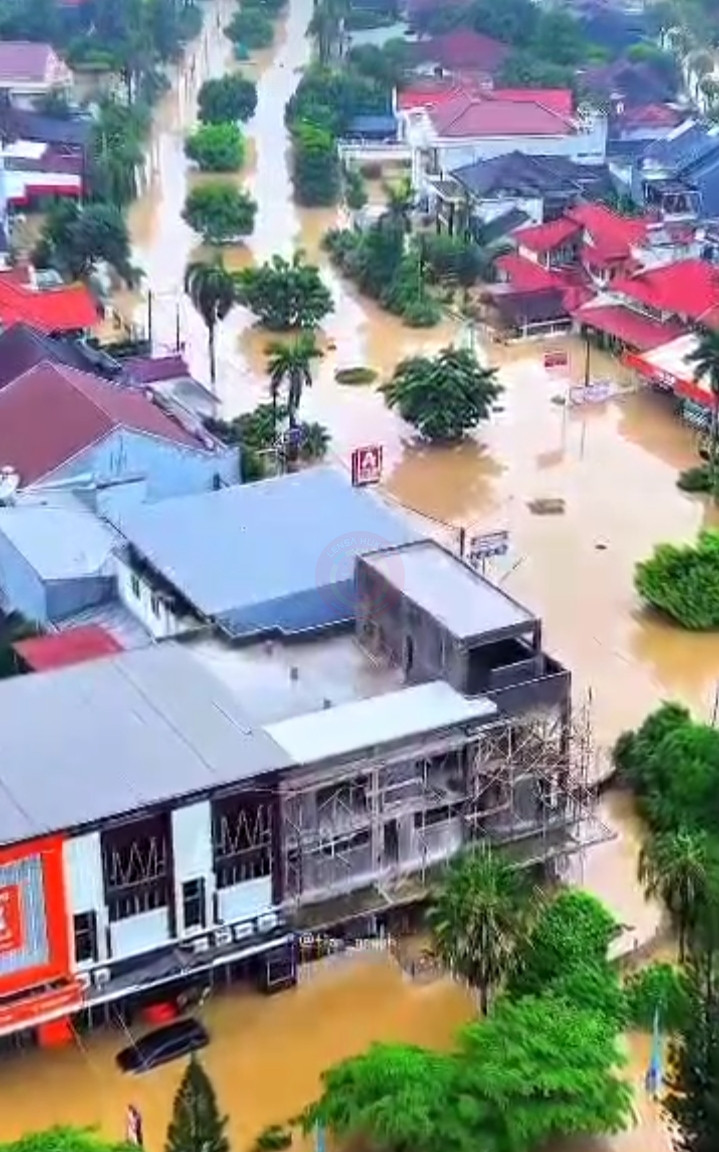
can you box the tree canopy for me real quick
[184,257,236,384]
[34,200,134,283]
[635,530,719,630]
[664,948,719,1152]
[225,7,274,48]
[381,347,502,440]
[235,252,333,329]
[185,123,246,172]
[182,183,257,244]
[198,74,258,124]
[291,121,340,206]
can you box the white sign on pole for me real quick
[467,530,510,564]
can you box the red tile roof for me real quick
[0,42,60,86]
[429,92,572,138]
[13,626,122,672]
[412,30,509,73]
[567,203,647,261]
[0,360,209,485]
[0,274,97,333]
[617,102,680,129]
[611,259,719,326]
[397,82,466,112]
[492,89,574,118]
[574,304,685,351]
[495,253,568,291]
[514,217,580,253]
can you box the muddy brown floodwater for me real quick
[8,1,709,1147]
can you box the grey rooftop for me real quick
[114,468,420,637]
[362,539,536,641]
[0,643,291,845]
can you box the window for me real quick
[182,878,206,930]
[151,593,162,618]
[73,911,98,964]
[216,854,271,889]
[108,885,168,922]
[130,573,141,598]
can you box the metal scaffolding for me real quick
[279,691,613,909]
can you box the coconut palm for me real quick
[184,257,236,387]
[265,333,324,432]
[638,827,718,961]
[687,329,719,490]
[427,844,533,1014]
[381,176,414,233]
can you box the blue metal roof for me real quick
[117,468,421,638]
[640,120,719,173]
[346,114,397,137]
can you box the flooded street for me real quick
[0,956,671,1152]
[11,3,704,1149]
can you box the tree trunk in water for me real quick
[479,984,489,1016]
[208,324,217,388]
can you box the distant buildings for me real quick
[0,42,73,108]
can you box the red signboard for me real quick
[0,981,82,1031]
[544,350,568,370]
[351,445,383,487]
[0,885,23,954]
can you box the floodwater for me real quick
[13,1,705,1148]
[0,955,671,1152]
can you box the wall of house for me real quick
[44,429,240,503]
[474,195,544,225]
[0,528,48,623]
[115,552,187,640]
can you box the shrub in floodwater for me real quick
[635,529,719,629]
[677,465,715,494]
[335,366,377,385]
[252,1125,293,1152]
[625,962,689,1032]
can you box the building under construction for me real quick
[197,537,611,928]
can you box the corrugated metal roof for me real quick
[116,468,420,624]
[363,539,535,640]
[0,497,120,580]
[265,680,496,765]
[0,643,291,844]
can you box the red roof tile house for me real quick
[0,272,97,334]
[575,258,719,353]
[0,43,73,109]
[0,360,240,498]
[410,30,510,80]
[397,84,607,199]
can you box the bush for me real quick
[198,74,258,124]
[335,366,377,385]
[419,233,482,286]
[635,530,719,629]
[625,963,689,1032]
[344,166,367,210]
[225,8,274,49]
[401,295,442,327]
[252,1126,293,1152]
[185,123,245,172]
[677,465,715,494]
[235,252,333,329]
[182,183,257,244]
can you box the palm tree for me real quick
[687,329,719,491]
[427,844,533,1014]
[184,258,236,387]
[265,333,323,433]
[381,177,414,233]
[638,827,718,961]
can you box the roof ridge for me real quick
[49,359,124,426]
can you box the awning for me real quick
[623,332,715,408]
[574,305,683,352]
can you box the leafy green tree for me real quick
[88,97,149,207]
[498,51,575,88]
[344,166,367,210]
[286,65,386,136]
[638,828,719,960]
[299,420,330,462]
[35,201,134,283]
[235,252,333,329]
[457,995,633,1151]
[687,330,719,487]
[304,1043,458,1152]
[225,7,274,48]
[635,530,719,629]
[185,123,246,172]
[182,183,257,244]
[291,121,340,206]
[198,74,258,124]
[0,1127,135,1152]
[308,0,346,65]
[184,257,236,385]
[509,889,619,994]
[165,1055,229,1152]
[346,40,411,87]
[381,346,502,442]
[664,947,719,1152]
[625,962,690,1032]
[427,844,532,1014]
[266,333,323,428]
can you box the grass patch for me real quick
[335,366,378,386]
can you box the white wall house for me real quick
[399,104,608,197]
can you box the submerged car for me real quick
[116,1016,209,1074]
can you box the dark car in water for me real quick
[116,1017,209,1074]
